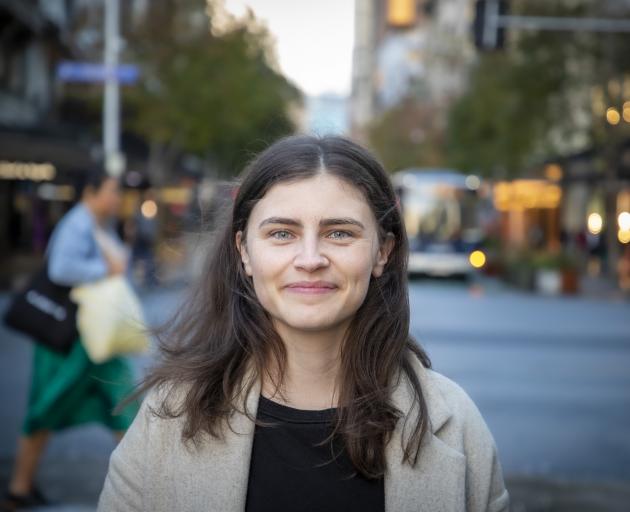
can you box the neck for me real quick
[82,200,103,225]
[262,320,350,410]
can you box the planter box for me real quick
[535,269,562,296]
[561,269,579,295]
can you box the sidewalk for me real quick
[507,476,630,512]
[579,274,627,301]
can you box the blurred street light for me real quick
[141,200,158,219]
[465,175,481,190]
[623,101,630,123]
[469,250,486,269]
[587,212,603,235]
[606,107,621,125]
[619,211,630,231]
[545,163,563,182]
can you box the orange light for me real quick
[492,180,562,211]
[141,200,158,219]
[387,0,417,27]
[607,107,621,125]
[469,250,486,269]
[544,164,563,182]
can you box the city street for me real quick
[1,278,629,510]
[3,0,630,510]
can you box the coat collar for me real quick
[199,356,464,512]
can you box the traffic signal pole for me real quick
[498,14,630,33]
[481,0,501,50]
[476,0,630,51]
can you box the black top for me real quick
[244,395,385,512]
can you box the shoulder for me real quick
[410,357,495,449]
[413,360,510,510]
[136,381,191,430]
[423,368,482,422]
[55,204,93,238]
[64,203,90,224]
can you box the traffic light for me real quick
[473,0,509,50]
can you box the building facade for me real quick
[350,0,476,141]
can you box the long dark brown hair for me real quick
[129,135,431,479]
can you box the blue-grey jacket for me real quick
[46,203,115,286]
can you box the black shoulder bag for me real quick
[3,262,78,354]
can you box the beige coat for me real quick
[98,355,509,511]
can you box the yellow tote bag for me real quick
[70,276,150,364]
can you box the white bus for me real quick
[392,169,487,278]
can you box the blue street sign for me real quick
[56,61,140,84]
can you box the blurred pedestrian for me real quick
[130,190,159,288]
[2,168,139,510]
[98,136,509,512]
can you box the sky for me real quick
[222,0,355,97]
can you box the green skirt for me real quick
[22,338,140,435]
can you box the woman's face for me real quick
[236,173,393,334]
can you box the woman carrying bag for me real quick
[3,168,140,510]
[98,136,509,511]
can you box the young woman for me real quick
[98,136,509,512]
[3,169,139,510]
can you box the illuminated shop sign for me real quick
[0,161,56,181]
[493,180,562,211]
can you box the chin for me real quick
[282,314,340,332]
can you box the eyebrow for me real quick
[258,216,366,230]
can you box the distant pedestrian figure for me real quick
[98,136,509,512]
[130,190,159,288]
[2,168,139,510]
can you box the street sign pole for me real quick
[104,0,124,177]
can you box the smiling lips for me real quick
[285,280,337,294]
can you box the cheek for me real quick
[247,240,287,283]
[337,243,378,281]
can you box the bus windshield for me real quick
[396,176,482,250]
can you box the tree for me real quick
[367,98,447,172]
[125,0,301,181]
[446,0,630,275]
[446,0,630,178]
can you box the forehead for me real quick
[250,173,372,221]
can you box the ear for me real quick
[235,230,253,276]
[372,233,395,278]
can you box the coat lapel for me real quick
[384,358,467,511]
[197,357,466,512]
[182,375,262,512]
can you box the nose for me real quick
[293,234,329,272]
